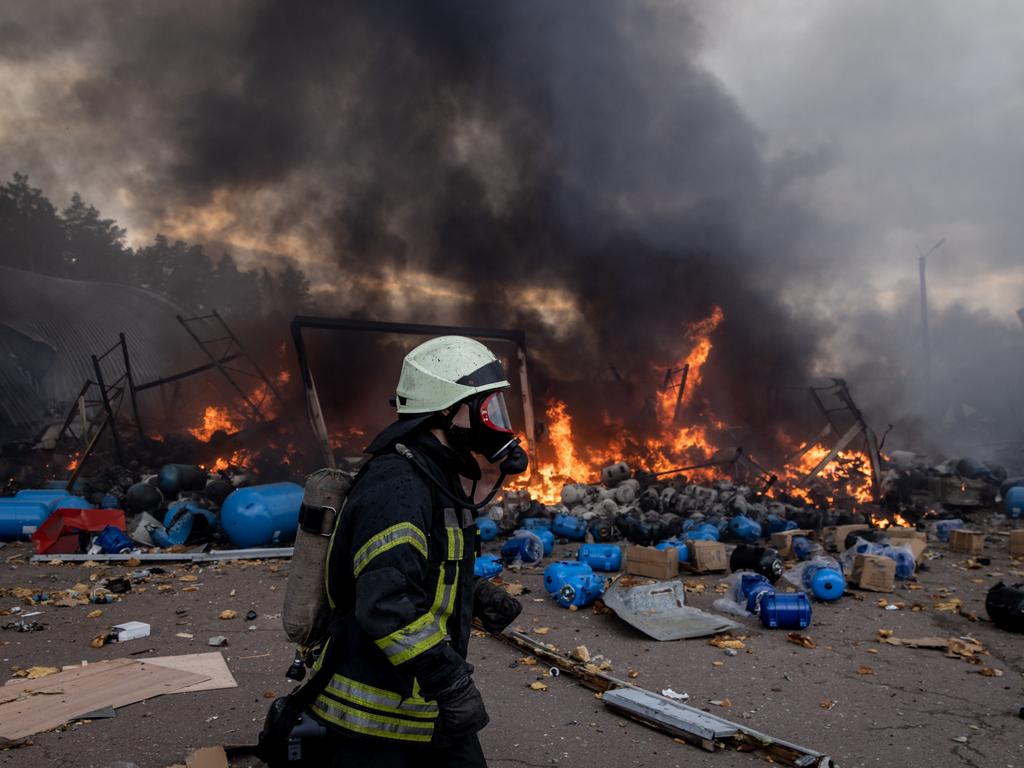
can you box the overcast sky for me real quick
[695,1,1024,323]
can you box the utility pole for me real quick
[915,238,945,394]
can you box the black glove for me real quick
[433,674,490,738]
[473,577,522,634]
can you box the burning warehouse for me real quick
[1,2,1024,767]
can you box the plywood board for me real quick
[146,652,237,693]
[0,660,208,740]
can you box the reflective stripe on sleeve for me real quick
[374,562,460,665]
[352,522,428,577]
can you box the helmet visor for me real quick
[479,392,514,433]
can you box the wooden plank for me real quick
[0,660,208,740]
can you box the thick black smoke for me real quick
[1,1,839,461]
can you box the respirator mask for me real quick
[448,391,529,476]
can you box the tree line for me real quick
[0,173,315,317]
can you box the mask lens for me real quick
[479,392,513,433]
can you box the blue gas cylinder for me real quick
[157,464,208,496]
[14,489,93,512]
[933,519,965,542]
[95,525,134,554]
[738,572,775,613]
[501,530,544,565]
[765,515,797,535]
[1004,487,1024,519]
[759,591,812,629]
[880,547,915,580]
[475,517,499,542]
[803,563,845,602]
[220,482,303,548]
[474,554,504,579]
[537,528,555,556]
[791,536,820,561]
[686,523,720,542]
[552,514,588,541]
[655,539,691,563]
[521,517,552,531]
[0,499,52,541]
[728,516,762,543]
[543,560,594,594]
[577,543,622,572]
[556,571,605,608]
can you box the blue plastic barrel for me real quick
[655,539,691,563]
[759,592,812,629]
[791,536,820,561]
[157,464,207,496]
[686,523,720,542]
[501,530,544,565]
[577,543,622,571]
[475,517,499,542]
[765,515,797,535]
[556,572,605,608]
[803,563,845,602]
[880,547,915,580]
[552,514,588,541]
[220,482,303,548]
[1004,487,1024,519]
[543,560,593,594]
[0,500,52,541]
[738,572,775,613]
[536,528,555,556]
[14,490,93,512]
[521,517,552,531]
[474,554,503,579]
[728,516,762,543]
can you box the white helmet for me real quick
[395,336,510,414]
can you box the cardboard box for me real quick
[949,530,985,554]
[885,527,927,543]
[770,529,813,558]
[823,524,870,552]
[1009,530,1024,556]
[852,554,896,592]
[686,540,728,573]
[625,545,678,580]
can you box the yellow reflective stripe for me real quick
[352,523,428,577]
[446,526,464,560]
[375,563,458,665]
[311,697,434,742]
[325,673,437,718]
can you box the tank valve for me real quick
[286,652,307,682]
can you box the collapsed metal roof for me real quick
[0,265,203,442]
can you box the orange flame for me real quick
[189,405,239,441]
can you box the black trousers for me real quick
[323,732,487,768]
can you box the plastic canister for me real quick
[474,554,504,579]
[765,515,797,536]
[727,515,762,543]
[1004,487,1024,519]
[802,563,845,602]
[655,539,690,564]
[577,543,622,572]
[0,500,52,541]
[933,519,965,542]
[556,572,605,608]
[220,482,303,548]
[501,530,544,565]
[552,514,588,541]
[543,560,594,594]
[521,517,552,531]
[791,536,821,561]
[759,592,812,629]
[686,523,720,542]
[475,517,499,542]
[14,490,93,512]
[880,547,915,580]
[738,572,775,613]
[537,528,555,556]
[95,525,134,554]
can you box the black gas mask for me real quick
[448,391,529,476]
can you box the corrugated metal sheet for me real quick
[0,265,206,441]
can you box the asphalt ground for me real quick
[0,536,1021,768]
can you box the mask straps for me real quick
[394,443,506,513]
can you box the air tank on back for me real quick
[220,482,304,548]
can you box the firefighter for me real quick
[310,336,528,767]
